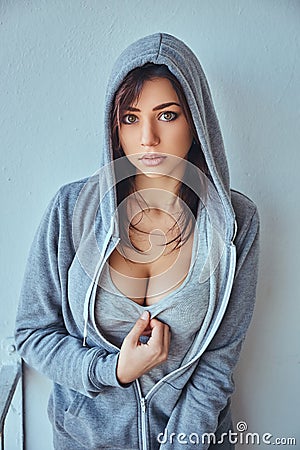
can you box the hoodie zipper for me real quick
[140,397,147,450]
[136,381,148,450]
[135,379,148,450]
[93,330,149,449]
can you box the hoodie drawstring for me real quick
[82,216,115,346]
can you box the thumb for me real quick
[127,311,150,345]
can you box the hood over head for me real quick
[100,32,235,240]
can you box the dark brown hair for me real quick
[111,63,208,252]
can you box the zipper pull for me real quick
[140,397,146,413]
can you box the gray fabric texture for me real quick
[15,33,259,450]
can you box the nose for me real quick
[140,120,160,147]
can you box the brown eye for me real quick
[159,112,177,122]
[122,114,138,124]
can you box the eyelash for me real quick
[122,114,138,125]
[159,111,177,122]
[121,111,178,125]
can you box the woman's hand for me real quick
[116,311,170,385]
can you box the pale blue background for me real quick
[1,1,299,448]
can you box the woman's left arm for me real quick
[160,198,259,449]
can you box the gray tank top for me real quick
[95,209,216,395]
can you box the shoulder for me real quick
[40,176,96,229]
[56,176,91,204]
[230,189,258,223]
[51,175,101,215]
[230,189,259,251]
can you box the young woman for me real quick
[15,33,259,449]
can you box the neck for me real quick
[134,174,182,212]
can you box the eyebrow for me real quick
[126,102,181,112]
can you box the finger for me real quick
[141,324,152,337]
[126,311,150,345]
[163,324,171,353]
[149,319,166,343]
[150,322,170,362]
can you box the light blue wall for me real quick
[1,1,299,448]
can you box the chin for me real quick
[145,174,166,179]
[138,169,169,178]
[142,174,165,180]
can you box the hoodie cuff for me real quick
[90,350,133,390]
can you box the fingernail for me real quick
[140,311,149,320]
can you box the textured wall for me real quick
[1,1,299,448]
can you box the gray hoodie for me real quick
[15,33,259,450]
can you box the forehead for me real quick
[132,77,180,107]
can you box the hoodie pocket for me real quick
[65,391,86,416]
[63,387,139,449]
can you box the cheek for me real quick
[172,124,193,150]
[119,129,135,154]
[119,127,138,154]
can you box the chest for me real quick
[108,211,195,305]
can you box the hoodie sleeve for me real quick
[14,188,125,397]
[160,198,259,449]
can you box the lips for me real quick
[138,154,167,167]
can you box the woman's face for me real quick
[118,77,193,179]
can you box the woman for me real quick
[15,33,259,449]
